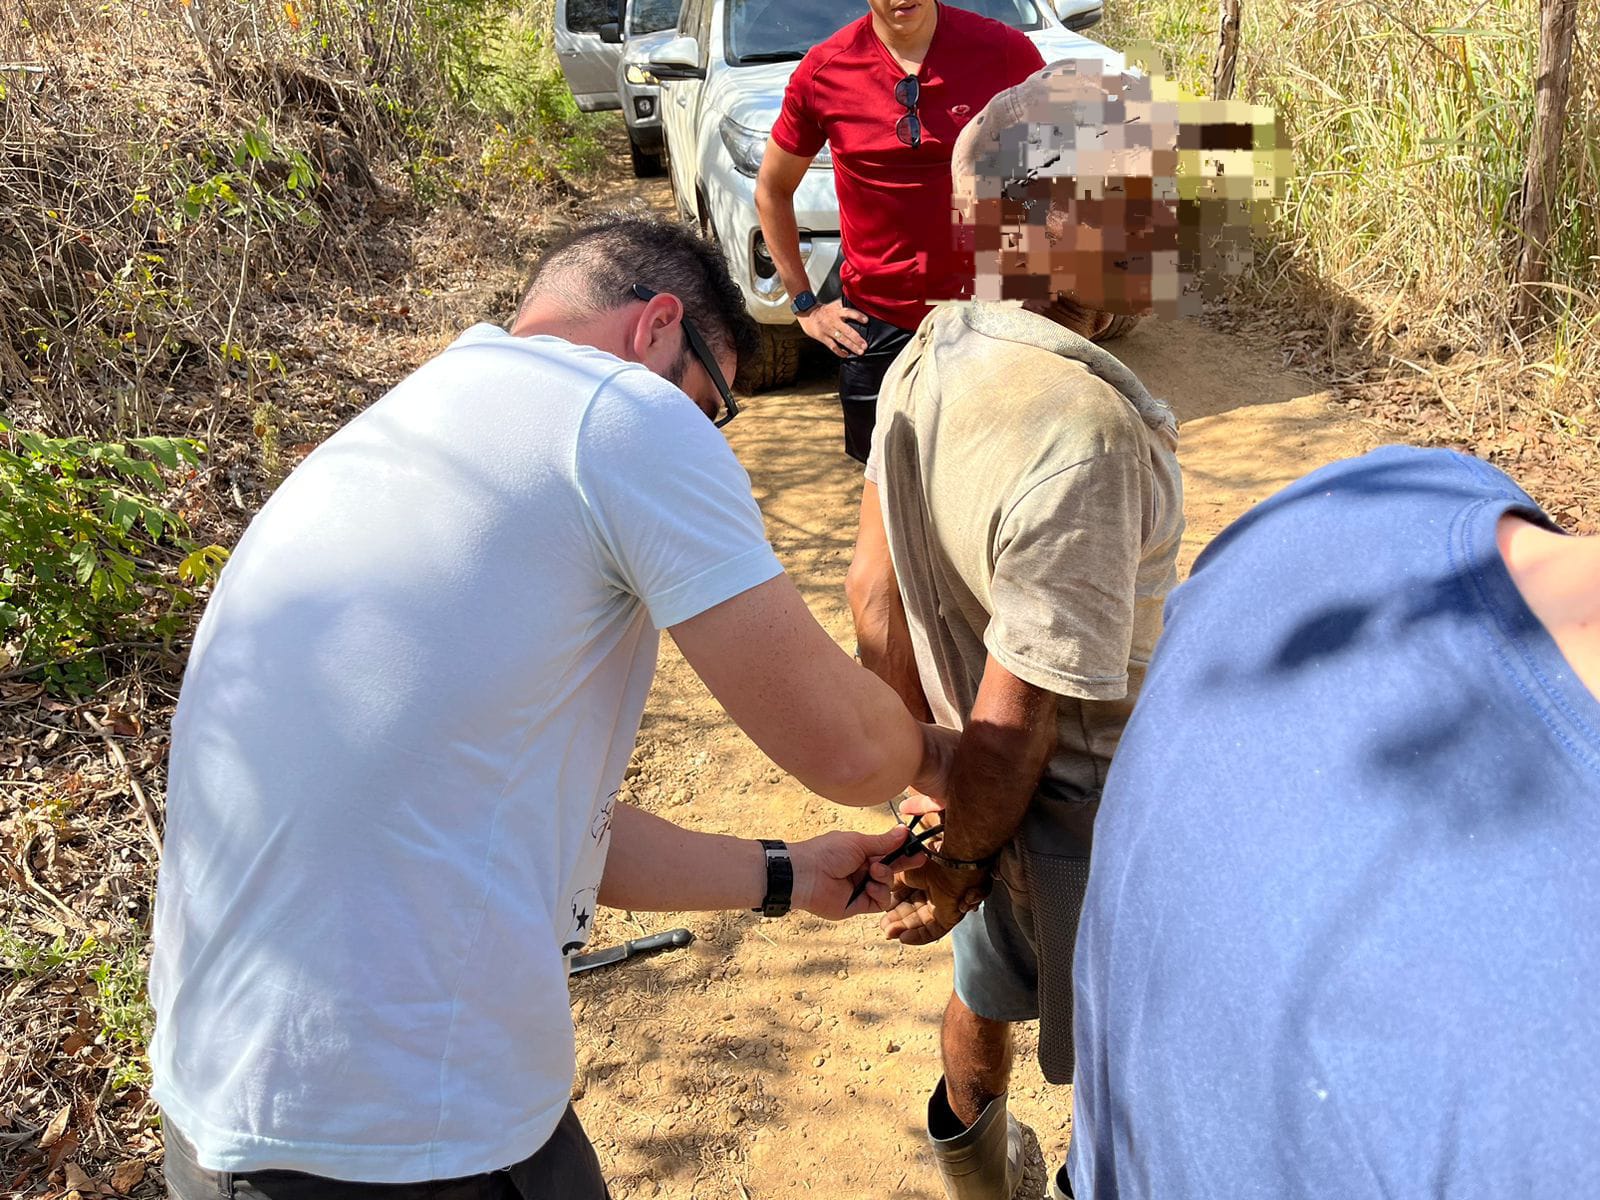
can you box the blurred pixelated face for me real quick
[951,60,1290,317]
[991,170,1181,315]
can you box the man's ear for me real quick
[628,291,684,363]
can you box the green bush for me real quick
[0,416,227,690]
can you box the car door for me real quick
[660,0,710,213]
[554,0,624,111]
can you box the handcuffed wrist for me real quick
[922,843,997,872]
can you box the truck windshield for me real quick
[628,0,682,35]
[726,0,1043,65]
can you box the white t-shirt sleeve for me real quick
[575,369,783,628]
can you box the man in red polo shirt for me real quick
[755,0,1043,462]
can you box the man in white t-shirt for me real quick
[150,217,956,1200]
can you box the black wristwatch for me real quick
[753,839,793,918]
[789,289,819,316]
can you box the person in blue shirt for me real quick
[1068,445,1600,1199]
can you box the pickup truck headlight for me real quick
[719,116,768,177]
[624,64,658,86]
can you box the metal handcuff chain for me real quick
[887,796,998,873]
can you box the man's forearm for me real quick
[847,479,934,722]
[598,802,765,911]
[850,574,933,723]
[936,727,1051,863]
[754,174,813,301]
[596,802,921,920]
[937,678,1058,863]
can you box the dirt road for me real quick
[572,175,1374,1200]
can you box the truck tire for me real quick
[629,136,664,178]
[1093,314,1145,342]
[736,325,803,393]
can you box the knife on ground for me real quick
[569,927,695,975]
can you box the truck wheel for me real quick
[1093,314,1145,342]
[735,325,804,393]
[629,136,664,178]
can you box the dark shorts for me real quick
[836,298,915,464]
[163,1107,610,1200]
[951,793,1098,1086]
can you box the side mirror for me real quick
[648,35,705,80]
[1056,2,1103,31]
[597,21,622,44]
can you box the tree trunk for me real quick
[1213,0,1242,100]
[1513,0,1578,331]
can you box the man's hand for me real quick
[898,788,945,825]
[880,860,990,946]
[797,299,870,357]
[790,825,929,920]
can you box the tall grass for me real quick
[1105,0,1599,417]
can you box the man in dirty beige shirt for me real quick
[845,61,1213,1200]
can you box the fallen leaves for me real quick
[110,1161,147,1193]
[37,1102,71,1149]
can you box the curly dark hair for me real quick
[518,216,760,374]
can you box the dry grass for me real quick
[1106,0,1600,523]
[0,0,605,443]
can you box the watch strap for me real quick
[753,838,793,918]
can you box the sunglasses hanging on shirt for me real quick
[895,74,922,148]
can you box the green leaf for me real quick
[70,542,97,586]
[241,127,272,163]
[110,497,140,534]
[130,436,180,470]
[178,544,230,585]
[105,550,136,583]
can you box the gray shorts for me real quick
[951,794,1096,1085]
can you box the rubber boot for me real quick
[925,1076,1024,1200]
[1046,1163,1074,1200]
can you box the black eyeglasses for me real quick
[894,74,921,149]
[630,283,739,428]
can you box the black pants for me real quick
[836,301,915,464]
[163,1107,610,1200]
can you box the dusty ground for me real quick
[571,172,1375,1200]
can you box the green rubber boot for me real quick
[925,1076,1024,1200]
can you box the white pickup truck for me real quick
[646,0,1119,388]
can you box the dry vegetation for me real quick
[1107,0,1599,529]
[2,0,621,1192]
